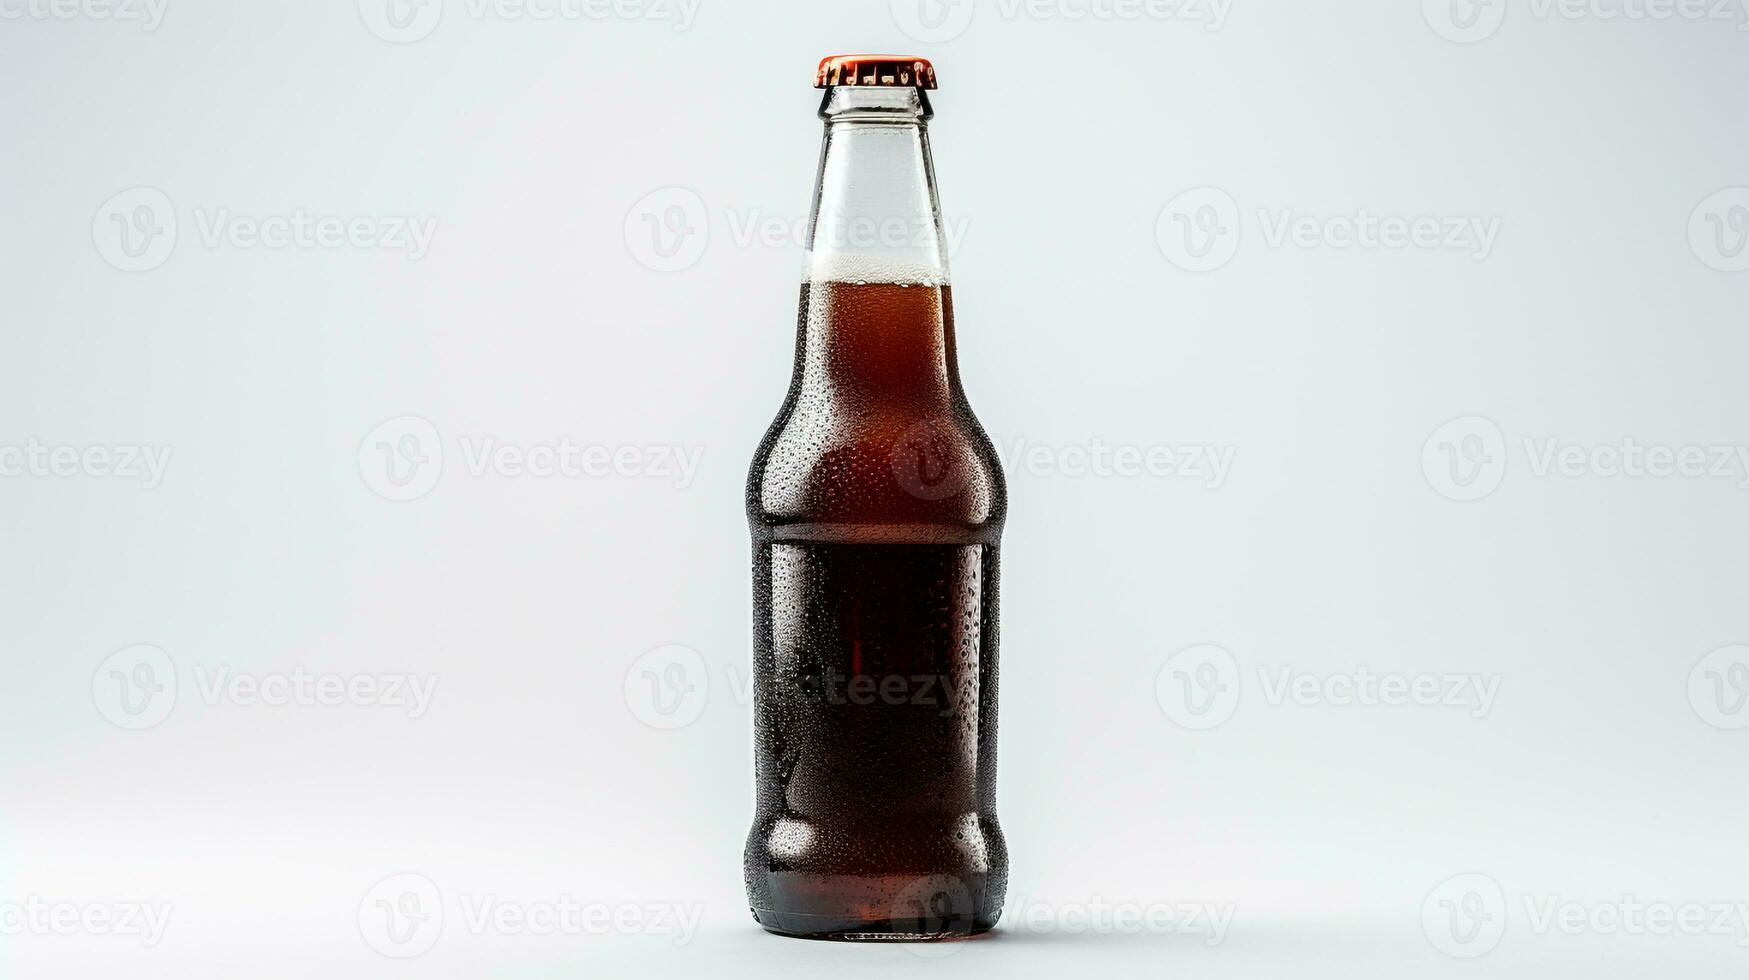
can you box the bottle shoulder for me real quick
[747,401,1006,536]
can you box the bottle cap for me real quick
[815,55,937,90]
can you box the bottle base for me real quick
[751,907,995,942]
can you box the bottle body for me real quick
[745,280,1006,940]
[745,71,1007,940]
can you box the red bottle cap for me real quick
[815,55,937,90]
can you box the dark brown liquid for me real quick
[745,281,1007,940]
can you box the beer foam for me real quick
[804,252,949,286]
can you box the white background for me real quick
[3,0,1748,976]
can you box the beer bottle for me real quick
[744,55,1008,941]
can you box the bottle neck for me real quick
[803,86,949,285]
[796,86,958,411]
